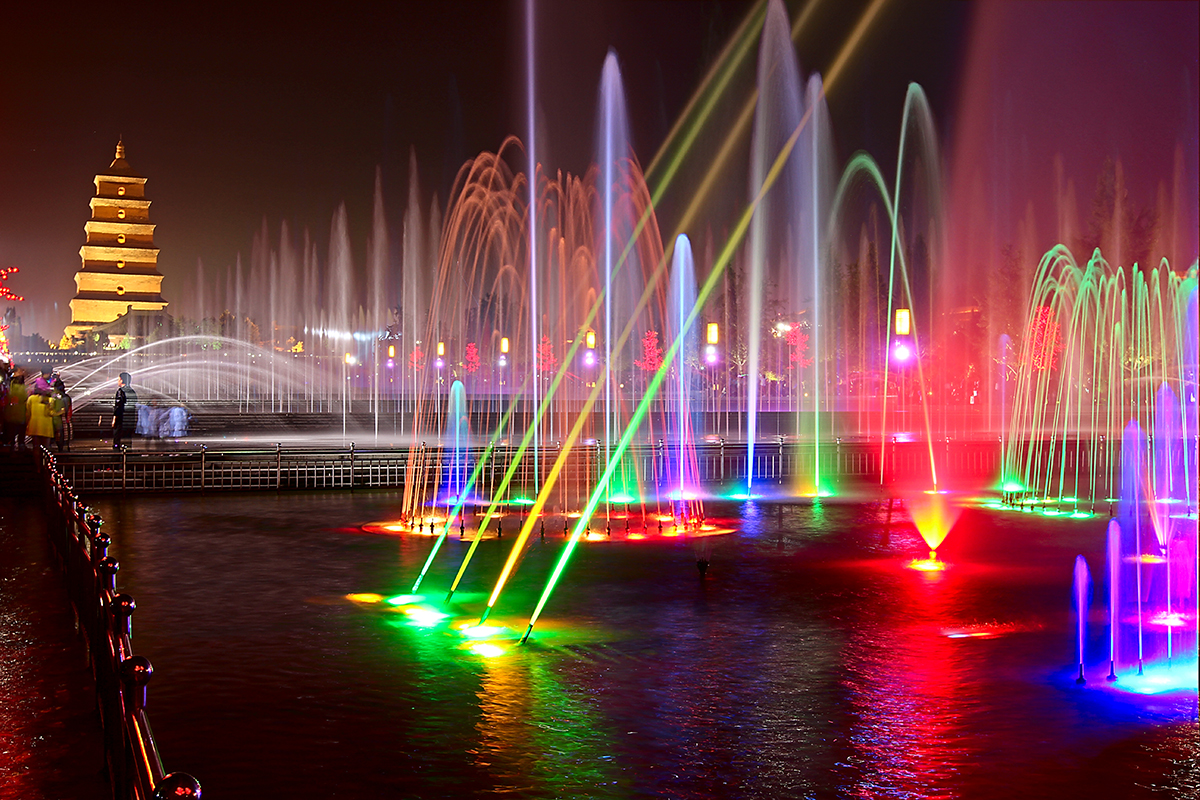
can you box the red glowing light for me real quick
[0,267,22,302]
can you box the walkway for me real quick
[0,453,109,800]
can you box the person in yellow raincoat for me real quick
[26,391,57,453]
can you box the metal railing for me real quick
[53,439,1004,495]
[38,447,201,800]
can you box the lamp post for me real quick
[893,309,912,433]
[343,352,356,439]
[706,322,719,435]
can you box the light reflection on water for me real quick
[92,492,1198,799]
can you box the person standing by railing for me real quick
[112,372,137,451]
[26,389,55,452]
[53,374,72,451]
[3,366,28,452]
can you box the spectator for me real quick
[53,375,72,451]
[26,391,55,452]
[2,368,28,452]
[112,372,138,450]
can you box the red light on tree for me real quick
[786,326,813,367]
[463,342,480,373]
[536,335,557,373]
[634,329,663,373]
[408,343,424,371]
[1030,306,1061,370]
[0,267,24,302]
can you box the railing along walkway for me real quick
[54,439,1004,494]
[38,447,201,799]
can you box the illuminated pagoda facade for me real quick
[65,141,168,345]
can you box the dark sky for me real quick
[1,1,1194,340]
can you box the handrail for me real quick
[36,446,201,800]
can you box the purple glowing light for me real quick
[584,350,596,366]
[705,345,718,364]
[435,357,445,369]
[894,342,913,363]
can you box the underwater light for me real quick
[404,607,448,626]
[385,594,424,606]
[469,643,506,658]
[460,624,505,639]
[1148,611,1188,628]
[908,551,946,572]
[1109,662,1199,694]
[346,593,383,604]
[608,493,635,504]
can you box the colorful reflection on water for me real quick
[93,492,1198,799]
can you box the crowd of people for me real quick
[0,366,191,454]
[1,363,73,453]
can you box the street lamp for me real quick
[343,352,356,438]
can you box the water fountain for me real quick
[43,0,1195,658]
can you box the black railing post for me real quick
[113,594,136,640]
[349,442,356,491]
[200,444,207,492]
[98,557,119,596]
[120,655,153,711]
[153,773,202,799]
[276,442,283,490]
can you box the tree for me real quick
[786,326,813,368]
[634,329,663,373]
[463,342,480,373]
[536,335,557,373]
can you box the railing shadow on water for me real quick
[36,446,201,800]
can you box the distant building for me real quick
[64,141,168,346]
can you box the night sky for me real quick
[1,1,1194,340]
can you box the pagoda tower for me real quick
[65,140,168,342]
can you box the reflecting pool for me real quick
[94,492,1198,799]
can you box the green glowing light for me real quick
[1069,512,1094,519]
[1002,481,1025,493]
[386,594,424,606]
[607,493,636,504]
[509,497,536,506]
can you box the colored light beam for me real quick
[520,0,896,642]
[480,365,607,623]
[443,272,611,604]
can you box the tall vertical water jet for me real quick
[667,234,700,508]
[525,0,541,492]
[445,380,470,507]
[594,50,647,502]
[1106,520,1120,680]
[746,0,804,494]
[1074,555,1090,683]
